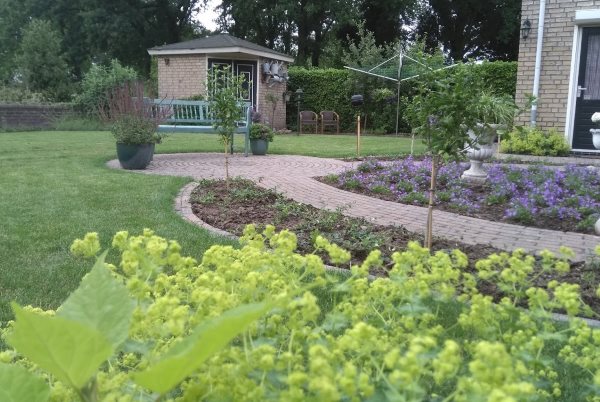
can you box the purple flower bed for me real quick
[333,157,600,232]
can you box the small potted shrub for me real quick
[99,81,169,169]
[249,123,274,155]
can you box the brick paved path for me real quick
[107,153,600,261]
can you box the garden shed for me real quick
[148,34,294,129]
[515,0,600,152]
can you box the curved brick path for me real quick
[107,153,600,261]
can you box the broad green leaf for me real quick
[0,363,50,402]
[58,251,134,347]
[7,303,114,389]
[134,302,271,394]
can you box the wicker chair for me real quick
[299,111,318,134]
[320,111,339,134]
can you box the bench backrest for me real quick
[152,99,251,126]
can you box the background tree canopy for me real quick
[0,0,521,102]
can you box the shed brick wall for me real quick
[156,54,289,130]
[516,0,600,131]
[257,57,287,130]
[157,55,206,99]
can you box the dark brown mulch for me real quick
[190,178,600,316]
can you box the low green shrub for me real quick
[501,126,571,156]
[51,115,109,131]
[0,85,45,104]
[74,59,138,115]
[1,228,600,401]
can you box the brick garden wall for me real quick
[0,104,72,129]
[515,0,600,131]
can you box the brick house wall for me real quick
[515,0,600,131]
[156,54,288,130]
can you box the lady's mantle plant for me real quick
[1,228,600,401]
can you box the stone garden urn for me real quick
[592,113,600,234]
[461,124,497,183]
[591,128,600,149]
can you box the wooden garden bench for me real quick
[154,99,252,156]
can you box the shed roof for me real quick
[148,34,294,62]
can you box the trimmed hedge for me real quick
[286,68,355,132]
[286,62,517,134]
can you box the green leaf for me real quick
[58,251,134,348]
[134,302,271,394]
[6,303,114,389]
[0,363,50,402]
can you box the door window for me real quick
[583,32,600,100]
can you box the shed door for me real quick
[208,59,257,109]
[573,27,600,150]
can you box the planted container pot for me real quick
[250,138,269,155]
[116,143,154,169]
[249,123,274,156]
[461,124,498,183]
[591,128,600,149]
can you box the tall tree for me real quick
[414,0,521,62]
[16,20,71,101]
[360,0,418,47]
[0,0,207,81]
[217,0,360,66]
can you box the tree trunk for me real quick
[425,155,440,249]
[224,141,230,189]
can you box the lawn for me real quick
[158,132,425,157]
[0,130,418,322]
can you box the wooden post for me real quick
[356,115,361,157]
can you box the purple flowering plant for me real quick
[335,158,600,231]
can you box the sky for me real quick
[196,0,220,31]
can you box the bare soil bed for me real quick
[190,178,600,315]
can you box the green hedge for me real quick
[286,68,355,132]
[286,62,517,134]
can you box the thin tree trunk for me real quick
[224,141,230,189]
[425,155,440,249]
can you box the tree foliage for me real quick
[414,0,521,62]
[16,20,71,101]
[0,0,207,82]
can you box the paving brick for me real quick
[107,153,600,261]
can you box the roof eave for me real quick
[147,46,294,63]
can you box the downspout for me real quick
[530,0,546,126]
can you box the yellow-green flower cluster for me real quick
[2,227,599,401]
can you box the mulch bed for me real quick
[190,178,600,315]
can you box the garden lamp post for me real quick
[295,88,303,136]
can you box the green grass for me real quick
[158,132,425,157]
[0,130,420,323]
[0,131,237,323]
